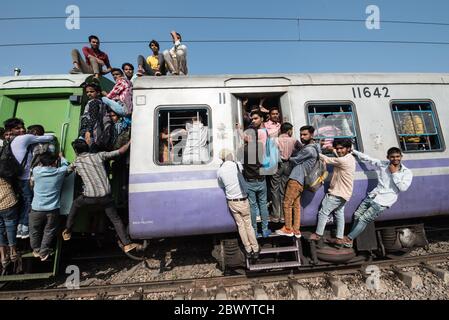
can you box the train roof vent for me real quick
[224,76,291,88]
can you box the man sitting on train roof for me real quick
[101,68,133,117]
[342,147,413,248]
[163,31,188,76]
[137,40,166,77]
[70,35,112,79]
[5,118,55,240]
[62,139,142,253]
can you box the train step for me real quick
[260,246,299,254]
[246,236,302,271]
[248,261,302,271]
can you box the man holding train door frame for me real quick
[342,147,413,248]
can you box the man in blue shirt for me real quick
[29,152,70,261]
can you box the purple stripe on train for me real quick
[129,158,449,184]
[129,174,449,239]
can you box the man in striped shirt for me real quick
[62,139,141,253]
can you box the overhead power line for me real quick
[2,38,449,48]
[1,15,449,27]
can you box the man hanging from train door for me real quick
[309,138,356,245]
[276,125,320,239]
[342,147,413,248]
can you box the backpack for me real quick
[260,128,279,175]
[303,145,328,192]
[0,140,30,180]
[93,103,115,151]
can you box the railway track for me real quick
[1,251,448,300]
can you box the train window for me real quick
[306,103,361,152]
[156,107,212,165]
[391,101,444,152]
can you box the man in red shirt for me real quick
[70,35,112,79]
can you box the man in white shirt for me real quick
[162,30,188,75]
[343,147,413,247]
[217,149,260,259]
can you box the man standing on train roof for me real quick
[163,31,188,75]
[309,138,356,245]
[101,68,133,117]
[137,40,166,77]
[342,147,413,248]
[4,118,54,239]
[62,139,142,253]
[276,125,320,238]
[70,35,112,79]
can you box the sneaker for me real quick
[262,229,272,238]
[256,215,261,223]
[40,254,49,262]
[308,233,322,241]
[256,232,263,239]
[69,67,82,74]
[21,226,29,239]
[16,224,23,239]
[62,229,71,241]
[252,247,261,260]
[293,230,302,239]
[32,250,40,258]
[342,236,353,248]
[275,226,294,237]
[123,243,144,253]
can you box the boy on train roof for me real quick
[70,35,112,79]
[342,147,413,248]
[309,138,356,245]
[137,40,166,77]
[62,139,142,253]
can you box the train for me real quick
[1,72,448,277]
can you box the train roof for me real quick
[132,73,449,89]
[1,73,449,90]
[0,74,94,90]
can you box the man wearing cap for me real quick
[217,149,260,259]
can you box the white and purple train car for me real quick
[128,73,449,249]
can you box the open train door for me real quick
[15,97,78,217]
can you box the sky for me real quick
[1,0,449,77]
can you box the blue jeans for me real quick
[315,194,346,239]
[246,180,269,233]
[102,97,127,117]
[0,206,18,246]
[348,197,387,240]
[18,179,33,227]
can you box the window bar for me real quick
[167,111,172,164]
[418,104,431,151]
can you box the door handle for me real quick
[60,122,70,154]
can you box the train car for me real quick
[0,74,113,280]
[129,73,449,270]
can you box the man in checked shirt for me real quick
[62,139,142,253]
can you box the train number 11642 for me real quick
[351,86,390,99]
